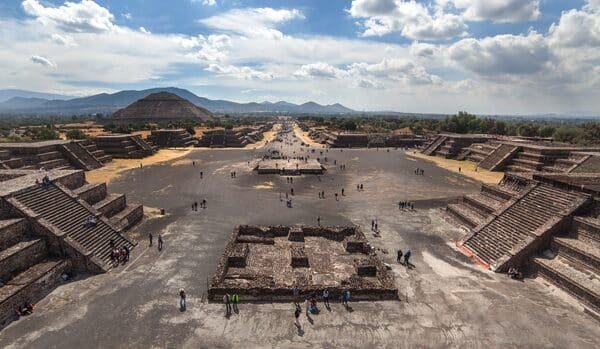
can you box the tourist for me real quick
[341,188,345,196]
[404,250,412,266]
[291,188,294,195]
[508,267,523,280]
[294,307,301,328]
[371,220,375,231]
[158,234,163,251]
[122,245,130,262]
[335,193,338,201]
[200,171,203,179]
[317,216,321,226]
[360,184,363,190]
[322,289,330,308]
[148,233,153,246]
[223,293,231,315]
[42,175,51,189]
[179,288,186,310]
[192,161,195,166]
[397,249,403,263]
[232,293,239,312]
[342,289,350,308]
[458,167,461,173]
[293,286,301,305]
[374,221,378,232]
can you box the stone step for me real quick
[446,204,481,229]
[36,151,63,162]
[573,217,600,243]
[464,193,501,213]
[96,155,112,163]
[73,182,107,205]
[0,259,70,326]
[505,164,535,173]
[3,158,24,169]
[0,149,10,160]
[39,158,70,170]
[110,204,143,231]
[534,256,600,313]
[0,219,27,251]
[0,239,47,283]
[93,193,126,218]
[553,236,600,271]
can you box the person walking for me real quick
[148,233,153,247]
[158,234,163,251]
[294,307,301,328]
[317,216,321,226]
[232,293,239,312]
[342,289,350,308]
[404,249,412,266]
[179,288,186,310]
[397,249,403,263]
[223,293,231,315]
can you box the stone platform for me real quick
[208,225,398,301]
[254,159,325,175]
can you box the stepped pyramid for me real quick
[111,92,213,122]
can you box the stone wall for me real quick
[0,240,47,283]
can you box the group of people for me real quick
[36,175,52,189]
[191,200,207,211]
[398,201,414,210]
[109,239,130,264]
[230,171,237,178]
[222,293,240,316]
[14,302,35,318]
[508,267,523,280]
[397,249,412,266]
[148,233,163,251]
[292,288,351,329]
[83,215,98,228]
[356,184,364,191]
[286,177,294,183]
[414,168,425,175]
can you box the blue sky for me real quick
[0,0,599,114]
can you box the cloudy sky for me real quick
[0,0,599,114]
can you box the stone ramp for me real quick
[478,144,519,171]
[461,184,590,271]
[10,185,134,269]
[60,142,103,170]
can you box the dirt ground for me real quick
[407,151,504,184]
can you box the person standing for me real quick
[317,216,321,226]
[148,233,153,247]
[294,307,301,328]
[397,249,403,263]
[322,289,330,308]
[158,234,163,251]
[179,288,186,310]
[223,293,231,315]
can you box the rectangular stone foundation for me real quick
[208,225,398,302]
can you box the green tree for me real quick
[65,129,87,140]
[341,119,357,131]
[553,126,582,143]
[539,125,556,138]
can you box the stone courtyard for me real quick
[0,123,598,348]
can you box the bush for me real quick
[65,129,87,140]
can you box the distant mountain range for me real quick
[0,87,355,115]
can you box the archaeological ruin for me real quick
[0,169,142,326]
[110,92,214,123]
[94,134,156,158]
[208,225,398,301]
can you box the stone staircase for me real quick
[80,140,112,164]
[421,135,447,156]
[94,135,154,159]
[461,184,590,271]
[0,218,70,327]
[478,144,520,171]
[61,142,103,170]
[533,216,599,313]
[10,185,135,267]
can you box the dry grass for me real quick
[85,148,194,184]
[407,151,504,184]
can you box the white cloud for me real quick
[203,0,217,6]
[139,27,151,34]
[449,0,540,23]
[122,13,132,20]
[50,33,76,46]
[548,8,600,47]
[294,62,346,79]
[349,0,468,40]
[22,0,116,33]
[206,63,274,80]
[448,31,551,75]
[198,8,304,39]
[31,54,55,67]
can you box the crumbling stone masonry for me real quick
[208,225,398,302]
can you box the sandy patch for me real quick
[254,181,274,189]
[293,123,325,148]
[407,151,503,184]
[85,148,194,183]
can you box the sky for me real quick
[0,0,599,114]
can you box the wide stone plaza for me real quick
[1,123,598,348]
